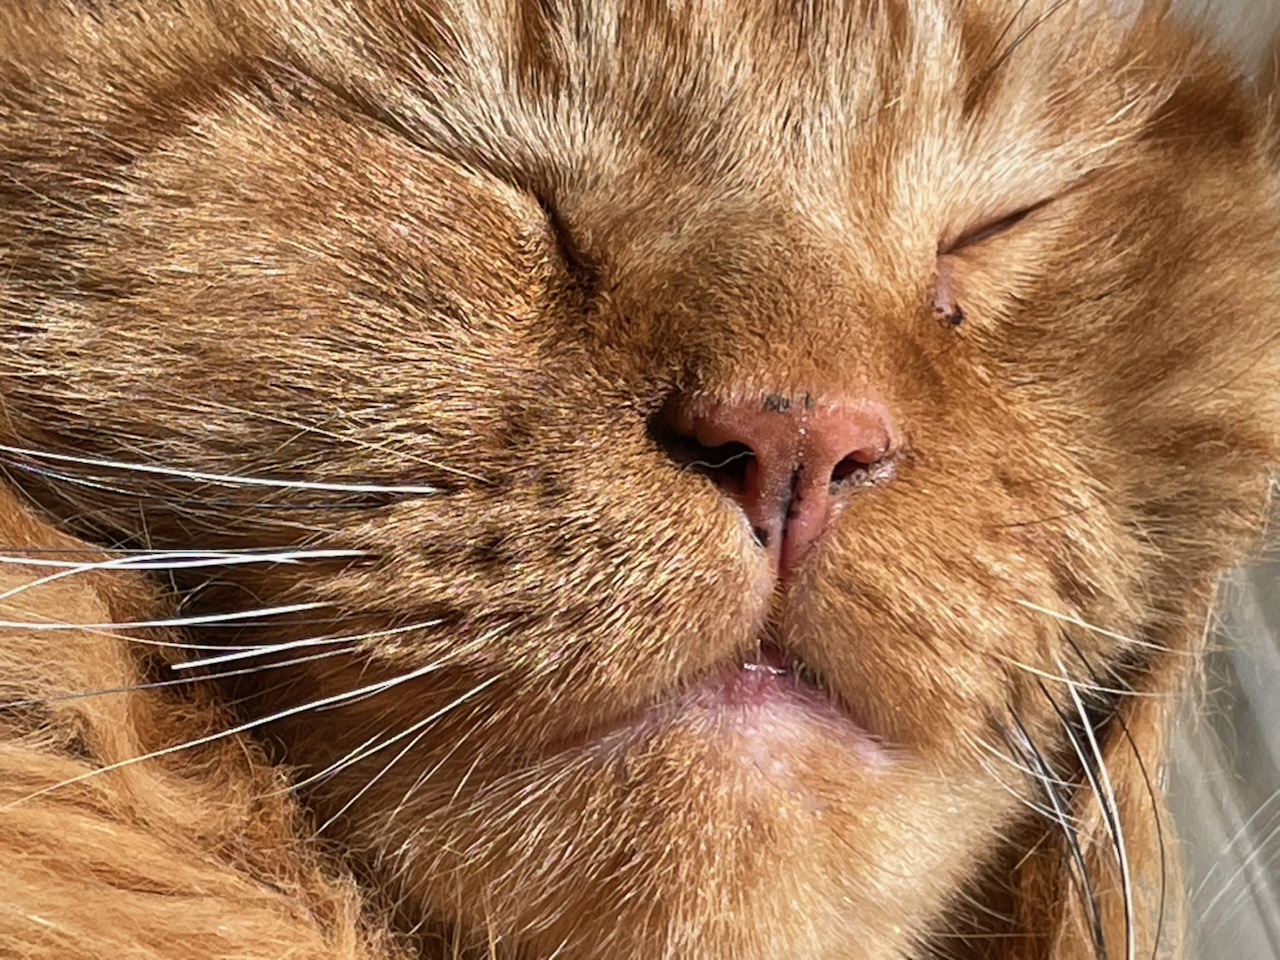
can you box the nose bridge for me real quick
[589,184,892,372]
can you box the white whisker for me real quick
[0,601,329,631]
[169,619,445,671]
[1016,599,1168,653]
[387,723,481,826]
[1194,786,1280,923]
[0,442,440,495]
[1060,670,1136,960]
[314,675,501,834]
[0,548,363,610]
[0,548,366,570]
[1000,711,1107,948]
[964,729,1077,792]
[286,728,399,795]
[1191,784,1280,900]
[1,655,457,812]
[965,732,1072,825]
[990,652,1162,700]
[0,645,362,710]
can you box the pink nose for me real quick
[670,393,896,577]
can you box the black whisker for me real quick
[1038,674,1133,960]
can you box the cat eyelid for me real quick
[939,198,1052,255]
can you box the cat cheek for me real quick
[933,255,965,328]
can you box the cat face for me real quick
[1,1,1278,958]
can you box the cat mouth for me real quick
[555,626,880,762]
[566,636,889,770]
[651,637,891,768]
[741,639,823,688]
[698,636,841,712]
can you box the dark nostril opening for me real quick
[688,441,754,492]
[829,448,893,490]
[830,454,870,484]
[648,411,756,493]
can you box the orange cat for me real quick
[0,2,1277,958]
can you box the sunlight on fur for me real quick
[1,2,1279,958]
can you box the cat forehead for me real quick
[254,1,1182,222]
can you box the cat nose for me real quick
[666,393,897,577]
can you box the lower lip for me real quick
[703,663,827,707]
[597,664,891,771]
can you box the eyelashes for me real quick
[934,199,1051,328]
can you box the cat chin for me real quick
[368,679,1001,960]
[386,726,988,960]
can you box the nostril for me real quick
[684,439,755,494]
[648,413,756,494]
[830,454,869,485]
[829,445,895,490]
[654,392,897,576]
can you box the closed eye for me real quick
[940,199,1051,255]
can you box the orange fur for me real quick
[0,486,404,959]
[0,2,1278,958]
